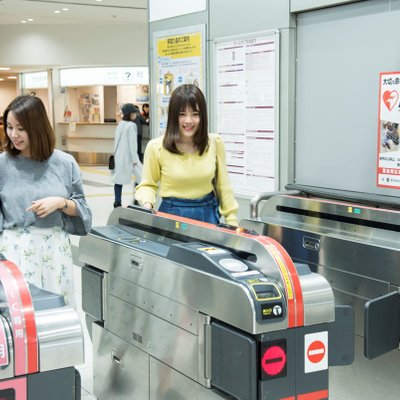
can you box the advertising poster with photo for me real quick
[377,72,400,188]
[153,25,205,137]
[215,31,279,197]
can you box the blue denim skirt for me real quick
[159,192,220,224]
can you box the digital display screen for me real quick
[0,388,15,400]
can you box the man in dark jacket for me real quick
[133,105,147,162]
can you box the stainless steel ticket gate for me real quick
[241,184,400,400]
[0,254,84,400]
[79,206,354,400]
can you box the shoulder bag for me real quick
[109,129,123,170]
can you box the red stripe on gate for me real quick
[157,211,214,228]
[262,236,304,327]
[254,237,296,327]
[0,265,26,375]
[297,389,329,400]
[1,260,39,374]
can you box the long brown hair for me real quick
[3,95,55,161]
[163,84,209,155]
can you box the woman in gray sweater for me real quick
[0,95,92,305]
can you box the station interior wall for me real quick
[295,0,400,196]
[2,0,396,219]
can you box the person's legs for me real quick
[114,184,122,208]
[132,183,139,206]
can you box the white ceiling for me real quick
[0,0,148,77]
[0,0,147,25]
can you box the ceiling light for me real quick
[27,18,34,22]
[8,76,17,79]
[21,20,27,23]
[54,10,61,14]
[0,78,4,81]
[0,67,10,71]
[62,8,69,11]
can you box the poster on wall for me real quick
[214,31,279,198]
[377,72,400,188]
[153,25,206,137]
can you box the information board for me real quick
[214,31,279,197]
[153,25,206,137]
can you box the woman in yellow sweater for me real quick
[135,84,238,225]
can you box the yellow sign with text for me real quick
[157,32,202,59]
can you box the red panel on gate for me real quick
[298,389,329,400]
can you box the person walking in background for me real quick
[112,103,143,208]
[142,103,150,124]
[135,84,238,225]
[132,104,147,163]
[0,95,92,305]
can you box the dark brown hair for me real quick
[163,84,209,155]
[3,95,55,161]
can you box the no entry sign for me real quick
[307,340,325,364]
[261,339,287,380]
[304,331,328,373]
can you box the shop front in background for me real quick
[57,67,149,165]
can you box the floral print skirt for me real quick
[0,226,75,306]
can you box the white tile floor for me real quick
[72,165,136,400]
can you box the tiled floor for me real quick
[72,165,137,400]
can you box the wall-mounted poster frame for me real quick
[213,30,279,198]
[153,25,206,138]
[377,71,400,189]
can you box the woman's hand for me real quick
[26,197,64,218]
[142,202,153,210]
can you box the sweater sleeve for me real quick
[61,157,92,235]
[214,135,239,226]
[135,139,161,207]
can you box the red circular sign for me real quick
[261,345,286,376]
[307,340,326,364]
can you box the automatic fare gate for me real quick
[0,254,84,400]
[241,184,400,399]
[79,206,354,400]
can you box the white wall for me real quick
[0,24,148,67]
[0,23,149,149]
[0,81,18,115]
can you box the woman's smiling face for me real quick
[6,111,31,157]
[178,105,200,140]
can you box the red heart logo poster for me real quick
[383,90,399,111]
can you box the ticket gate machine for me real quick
[0,255,84,400]
[79,206,354,400]
[241,184,400,399]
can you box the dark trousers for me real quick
[114,184,122,206]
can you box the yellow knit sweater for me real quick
[135,134,239,225]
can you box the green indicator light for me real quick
[354,208,361,214]
[181,223,188,230]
